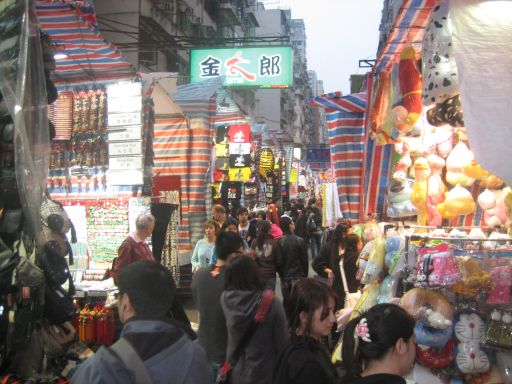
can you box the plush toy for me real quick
[386,177,417,218]
[361,237,386,285]
[412,157,430,225]
[363,221,381,242]
[454,311,490,374]
[416,339,454,369]
[487,265,512,305]
[482,309,502,347]
[483,191,509,227]
[464,160,488,180]
[356,240,373,280]
[446,142,475,187]
[415,319,453,347]
[370,71,393,142]
[426,154,446,226]
[478,189,496,211]
[421,0,459,106]
[499,312,512,349]
[440,185,476,217]
[417,306,453,329]
[401,288,453,323]
[384,236,401,269]
[376,275,399,304]
[428,248,460,286]
[435,125,454,159]
[456,256,491,289]
[427,94,464,127]
[392,47,423,134]
[480,173,505,190]
[503,186,512,218]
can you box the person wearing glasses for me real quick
[71,261,209,384]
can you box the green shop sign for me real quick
[190,46,293,88]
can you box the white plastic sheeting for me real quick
[449,0,512,186]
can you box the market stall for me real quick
[329,1,512,382]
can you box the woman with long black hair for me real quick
[340,303,416,384]
[312,223,359,312]
[273,278,339,384]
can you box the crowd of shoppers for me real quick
[69,204,417,384]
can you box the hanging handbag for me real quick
[216,290,274,384]
[340,258,361,309]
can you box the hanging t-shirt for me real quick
[229,154,252,168]
[215,143,229,157]
[215,157,229,170]
[212,183,221,199]
[227,124,251,143]
[220,181,242,201]
[229,142,251,155]
[215,124,230,144]
[228,167,252,182]
[213,169,226,182]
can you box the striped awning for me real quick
[374,0,437,75]
[35,0,136,85]
[310,93,368,221]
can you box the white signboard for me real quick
[108,141,142,156]
[107,169,144,185]
[109,156,143,170]
[63,205,87,243]
[108,112,141,127]
[107,82,141,98]
[108,96,142,114]
[108,125,142,141]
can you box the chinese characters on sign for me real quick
[191,46,292,88]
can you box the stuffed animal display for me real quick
[392,46,423,134]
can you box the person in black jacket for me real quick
[312,223,359,312]
[272,278,339,384]
[340,304,416,384]
[278,216,308,305]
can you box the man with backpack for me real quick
[71,261,208,384]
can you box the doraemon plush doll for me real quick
[454,311,490,374]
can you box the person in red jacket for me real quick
[114,213,156,279]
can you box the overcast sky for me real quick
[262,0,383,94]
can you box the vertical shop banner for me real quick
[305,145,331,171]
[283,145,294,182]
